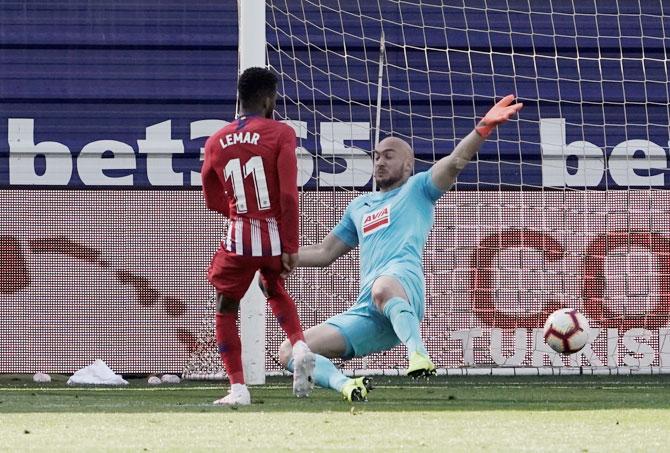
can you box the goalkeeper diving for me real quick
[275,95,523,401]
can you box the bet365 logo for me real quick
[541,118,669,187]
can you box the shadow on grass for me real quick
[2,375,670,413]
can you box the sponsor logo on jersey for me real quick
[362,205,390,236]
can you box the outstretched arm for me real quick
[431,94,523,191]
[298,232,353,267]
[280,232,353,278]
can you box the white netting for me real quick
[184,0,670,379]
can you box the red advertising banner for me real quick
[0,190,219,373]
[1,190,669,374]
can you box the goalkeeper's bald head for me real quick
[373,136,415,191]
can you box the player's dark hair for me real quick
[238,67,278,111]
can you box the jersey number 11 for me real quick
[224,156,271,213]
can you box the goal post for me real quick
[186,0,670,380]
[237,0,267,385]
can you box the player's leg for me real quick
[278,323,347,391]
[259,266,315,397]
[371,275,435,377]
[212,293,250,405]
[278,323,371,402]
[208,251,257,405]
[259,266,306,346]
[278,303,390,402]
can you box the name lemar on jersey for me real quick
[362,205,391,236]
[219,131,261,149]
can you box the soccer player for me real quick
[201,67,315,406]
[276,95,523,401]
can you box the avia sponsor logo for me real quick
[362,205,390,236]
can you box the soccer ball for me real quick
[543,308,590,354]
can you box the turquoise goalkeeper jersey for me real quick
[332,168,445,300]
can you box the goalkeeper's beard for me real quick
[374,172,403,190]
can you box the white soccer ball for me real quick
[543,308,590,354]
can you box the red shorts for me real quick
[207,247,286,301]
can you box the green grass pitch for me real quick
[1,374,670,452]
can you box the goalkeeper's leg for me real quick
[372,276,435,377]
[279,323,374,402]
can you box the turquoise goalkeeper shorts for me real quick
[324,269,424,359]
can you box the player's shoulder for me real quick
[254,117,294,135]
[206,121,235,143]
[205,126,226,150]
[404,169,445,203]
[404,170,432,191]
[205,121,235,150]
[409,170,430,183]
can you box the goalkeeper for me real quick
[276,95,523,401]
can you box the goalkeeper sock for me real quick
[287,354,348,391]
[383,297,428,358]
[268,295,305,345]
[215,312,244,384]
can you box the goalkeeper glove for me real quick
[475,94,523,138]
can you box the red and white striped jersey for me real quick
[201,115,299,256]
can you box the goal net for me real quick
[185,0,670,378]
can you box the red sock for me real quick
[268,294,305,345]
[215,312,244,384]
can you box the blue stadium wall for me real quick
[1,1,669,190]
[0,1,238,189]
